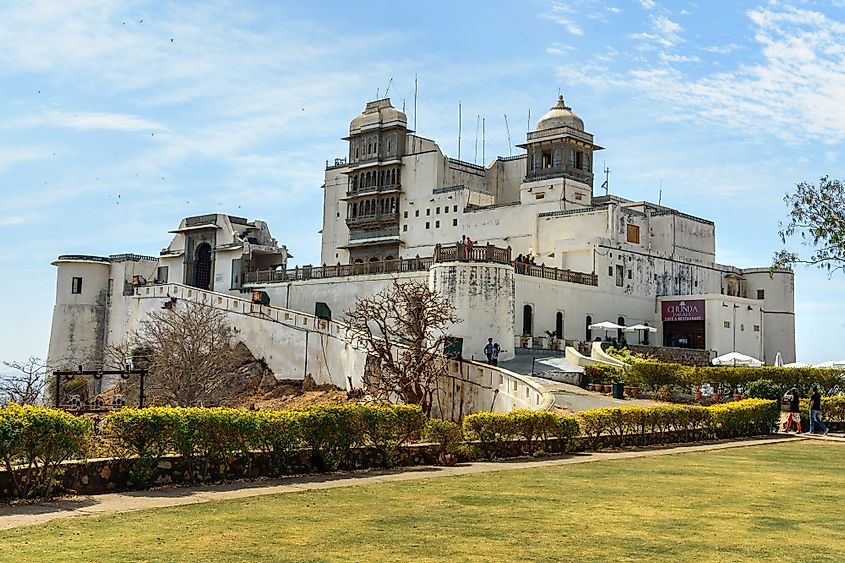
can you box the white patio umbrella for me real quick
[623,323,658,344]
[783,362,810,368]
[712,352,764,367]
[773,352,784,367]
[588,320,625,340]
[811,360,845,369]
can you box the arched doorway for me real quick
[555,312,563,340]
[617,316,625,341]
[643,322,650,345]
[522,304,533,336]
[193,243,212,290]
[585,315,592,342]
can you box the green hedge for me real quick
[575,399,778,449]
[584,364,624,384]
[625,362,845,394]
[463,410,579,459]
[103,404,427,483]
[0,404,92,498]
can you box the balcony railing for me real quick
[244,257,435,284]
[346,183,401,197]
[243,243,597,287]
[433,243,512,264]
[346,212,400,226]
[514,262,598,286]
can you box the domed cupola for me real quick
[536,95,584,132]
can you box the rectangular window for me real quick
[71,277,82,294]
[436,207,440,214]
[753,325,761,332]
[157,266,169,283]
[426,209,431,216]
[403,211,408,219]
[535,193,545,200]
[608,266,613,277]
[415,210,419,217]
[615,265,624,287]
[403,225,408,232]
[453,205,458,212]
[626,224,640,244]
[230,260,240,289]
[756,289,765,300]
[724,321,731,328]
[453,218,458,226]
[425,222,430,229]
[627,269,632,280]
[435,220,440,228]
[574,193,583,201]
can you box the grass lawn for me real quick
[1,442,843,562]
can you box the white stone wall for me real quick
[429,261,516,362]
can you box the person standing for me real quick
[491,343,500,367]
[782,387,802,433]
[484,338,494,364]
[808,386,829,435]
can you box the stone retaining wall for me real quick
[3,424,817,499]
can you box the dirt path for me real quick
[2,434,833,531]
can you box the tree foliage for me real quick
[774,176,845,274]
[136,301,244,406]
[0,357,48,406]
[343,279,460,416]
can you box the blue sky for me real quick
[1,0,844,366]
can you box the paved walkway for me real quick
[2,434,834,531]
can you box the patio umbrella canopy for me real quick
[711,352,764,367]
[588,320,625,341]
[623,324,657,344]
[811,360,845,369]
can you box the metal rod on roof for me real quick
[458,101,462,160]
[482,117,486,164]
[474,114,480,164]
[504,114,512,156]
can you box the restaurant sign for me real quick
[661,299,705,322]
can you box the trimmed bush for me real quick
[0,404,92,498]
[422,418,463,455]
[820,396,845,421]
[746,379,783,401]
[359,405,426,466]
[584,364,624,384]
[463,410,580,458]
[508,410,558,454]
[463,411,516,459]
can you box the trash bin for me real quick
[612,381,625,400]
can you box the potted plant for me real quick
[630,385,640,397]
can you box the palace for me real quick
[47,94,796,396]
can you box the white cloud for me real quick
[702,43,740,54]
[542,6,585,36]
[607,7,622,14]
[560,4,845,144]
[659,53,700,63]
[23,111,165,132]
[0,147,46,171]
[639,0,656,9]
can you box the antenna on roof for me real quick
[413,74,418,131]
[474,114,480,164]
[376,88,379,99]
[527,108,531,134]
[384,77,393,98]
[482,117,486,164]
[658,179,663,206]
[601,162,610,196]
[457,101,462,160]
[504,114,512,156]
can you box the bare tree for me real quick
[136,301,245,406]
[344,279,460,416]
[0,357,48,405]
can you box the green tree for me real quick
[774,176,845,274]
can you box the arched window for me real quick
[617,316,625,341]
[379,199,384,214]
[369,256,380,263]
[522,304,533,336]
[585,315,592,342]
[352,202,357,217]
[555,312,563,340]
[392,169,397,185]
[553,148,562,168]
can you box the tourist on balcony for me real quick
[491,343,500,367]
[484,338,494,364]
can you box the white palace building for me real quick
[47,95,796,401]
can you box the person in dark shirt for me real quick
[808,386,829,435]
[484,338,494,364]
[782,387,802,433]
